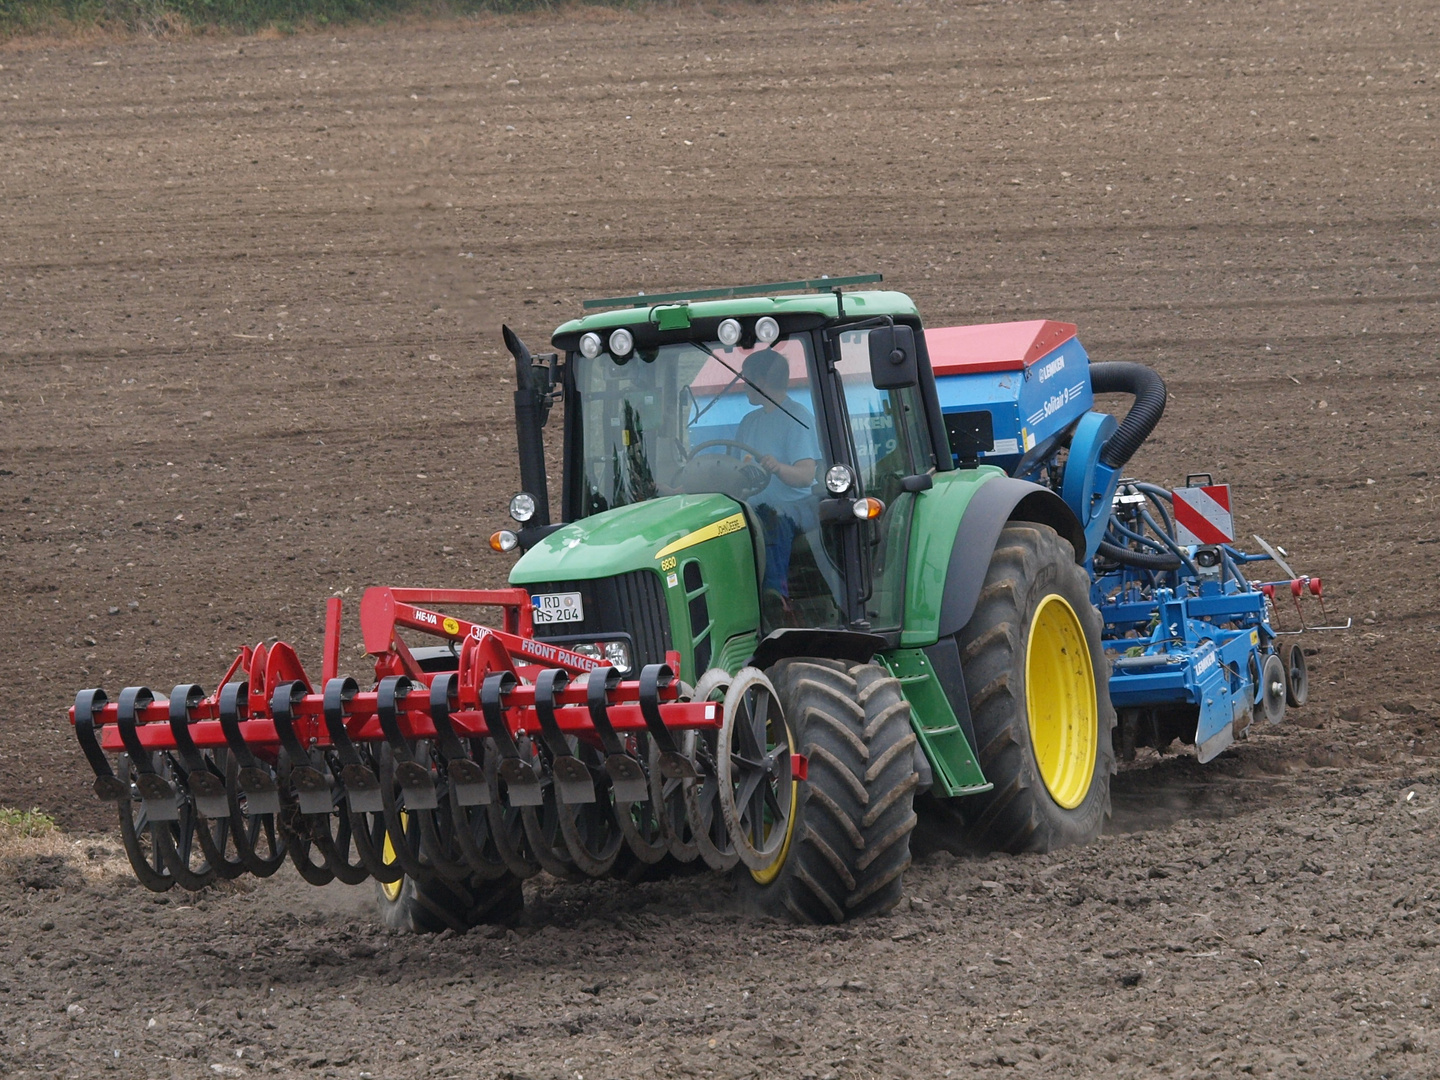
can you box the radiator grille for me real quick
[526,570,673,668]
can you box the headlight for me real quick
[609,328,634,356]
[716,318,742,347]
[509,492,536,523]
[825,464,854,495]
[489,529,519,552]
[755,316,780,344]
[567,641,630,674]
[579,332,602,358]
[603,640,632,674]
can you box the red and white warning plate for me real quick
[1172,484,1234,545]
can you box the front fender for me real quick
[901,471,1084,647]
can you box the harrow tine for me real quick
[483,741,541,879]
[375,741,436,884]
[519,765,585,881]
[153,790,217,893]
[534,669,595,806]
[280,686,370,887]
[222,749,289,878]
[189,749,248,880]
[555,742,623,877]
[317,677,400,885]
[271,681,334,816]
[639,664,696,780]
[376,676,438,811]
[116,686,181,823]
[482,671,543,806]
[115,754,175,893]
[323,676,383,814]
[276,785,336,888]
[431,689,516,882]
[587,667,650,804]
[343,780,403,885]
[650,732,701,864]
[375,674,448,882]
[445,781,514,882]
[139,703,220,895]
[75,688,127,801]
[167,683,230,821]
[430,673,489,806]
[165,685,207,776]
[285,834,336,886]
[218,681,281,816]
[306,791,372,886]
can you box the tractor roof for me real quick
[552,279,920,347]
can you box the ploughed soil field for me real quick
[3,0,1439,1075]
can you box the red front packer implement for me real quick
[69,588,797,893]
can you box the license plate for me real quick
[531,591,584,625]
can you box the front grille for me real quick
[526,570,673,669]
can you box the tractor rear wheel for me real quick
[748,658,918,923]
[954,523,1115,852]
[375,872,524,934]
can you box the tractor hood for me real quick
[509,493,749,584]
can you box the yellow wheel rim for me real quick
[749,720,798,886]
[1024,594,1098,810]
[380,813,405,902]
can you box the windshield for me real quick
[572,334,821,515]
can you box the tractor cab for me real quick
[500,277,955,678]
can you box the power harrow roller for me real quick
[70,587,805,898]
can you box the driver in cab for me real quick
[734,349,820,607]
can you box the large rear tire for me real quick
[375,872,524,934]
[954,522,1115,852]
[749,659,918,923]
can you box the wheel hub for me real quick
[1024,594,1099,809]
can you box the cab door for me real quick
[819,325,936,631]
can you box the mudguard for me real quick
[935,476,1085,640]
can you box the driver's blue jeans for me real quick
[755,503,797,597]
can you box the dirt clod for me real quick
[12,855,80,891]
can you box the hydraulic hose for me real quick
[1095,540,1182,571]
[1089,361,1169,469]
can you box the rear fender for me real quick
[901,472,1084,647]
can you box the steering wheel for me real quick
[676,438,772,500]
[687,438,769,463]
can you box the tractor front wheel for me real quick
[955,523,1115,852]
[748,659,918,923]
[375,872,523,934]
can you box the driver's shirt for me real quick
[735,400,820,514]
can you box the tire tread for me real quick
[752,660,918,923]
[950,523,1117,854]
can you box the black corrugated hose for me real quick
[1089,360,1178,568]
[1089,361,1168,469]
[1095,540,1181,571]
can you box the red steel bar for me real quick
[71,585,714,760]
[96,698,720,752]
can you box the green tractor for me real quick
[483,275,1115,922]
[73,274,1151,930]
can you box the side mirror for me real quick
[868,324,918,390]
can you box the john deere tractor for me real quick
[487,273,1118,922]
[75,274,1319,930]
